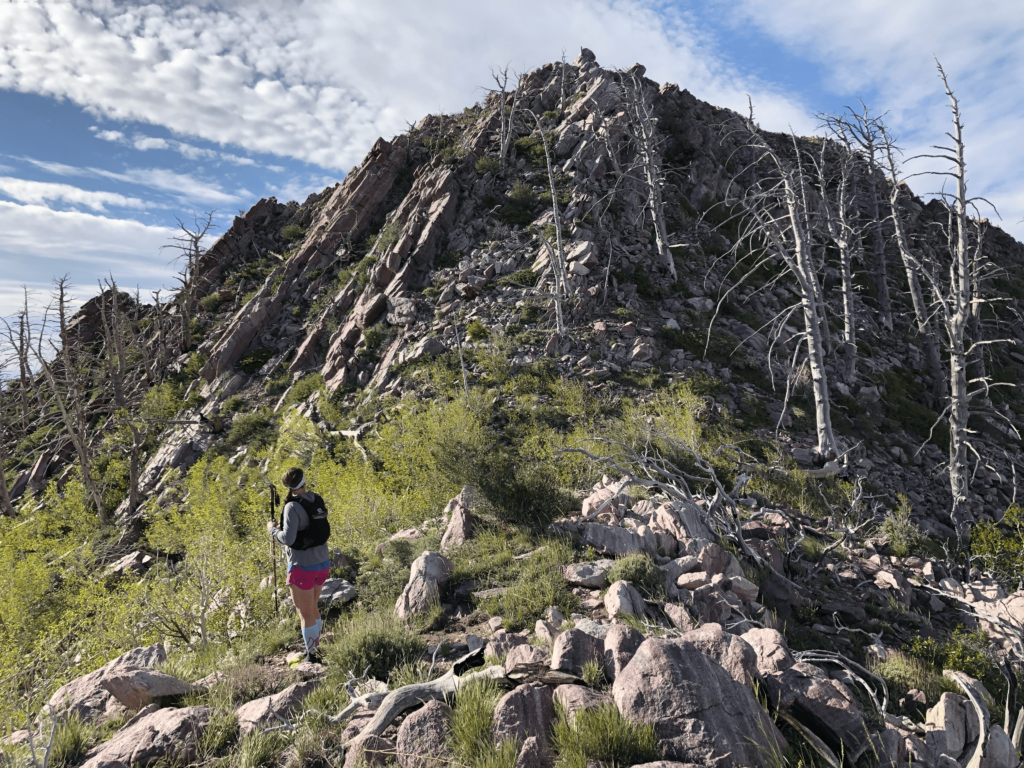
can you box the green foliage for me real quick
[281,373,323,410]
[183,351,209,379]
[476,155,500,175]
[542,110,562,122]
[610,307,634,323]
[371,220,401,253]
[519,302,542,323]
[238,348,273,375]
[880,495,923,557]
[436,249,463,269]
[973,504,1024,584]
[264,369,291,397]
[281,224,306,242]
[466,319,490,343]
[498,180,537,227]
[322,612,425,684]
[605,553,665,600]
[871,650,957,708]
[353,254,378,288]
[449,677,506,766]
[219,408,278,454]
[361,323,395,356]
[200,710,240,756]
[199,293,223,313]
[222,395,245,412]
[580,660,607,689]
[906,628,1006,719]
[498,269,537,288]
[551,703,659,768]
[479,539,579,631]
[235,729,289,768]
[514,132,558,164]
[49,714,96,768]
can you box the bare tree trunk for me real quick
[491,67,522,172]
[623,74,677,281]
[559,50,568,112]
[168,213,214,355]
[531,112,568,336]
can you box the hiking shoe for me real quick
[304,649,324,665]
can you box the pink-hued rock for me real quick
[99,669,195,710]
[514,736,553,768]
[48,645,167,724]
[79,706,212,768]
[235,681,319,734]
[504,644,549,675]
[612,637,784,767]
[550,628,603,677]
[677,623,757,689]
[553,684,613,723]
[602,624,644,683]
[486,630,529,659]
[604,580,647,619]
[396,700,452,768]
[663,603,695,632]
[492,683,555,750]
[343,734,396,768]
[440,487,476,551]
[395,551,453,619]
[740,628,795,676]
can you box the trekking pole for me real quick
[269,483,280,617]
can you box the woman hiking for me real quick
[267,467,331,663]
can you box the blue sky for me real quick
[0,0,1021,319]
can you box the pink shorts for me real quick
[286,568,329,591]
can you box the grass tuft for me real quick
[551,703,658,768]
[322,611,425,686]
[605,553,665,600]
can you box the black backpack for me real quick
[280,492,331,551]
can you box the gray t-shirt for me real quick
[272,491,330,570]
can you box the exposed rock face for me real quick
[504,644,549,675]
[582,523,656,556]
[48,645,167,723]
[550,628,604,677]
[927,692,968,758]
[99,669,195,710]
[514,736,553,768]
[395,551,453,619]
[492,683,555,752]
[563,559,614,588]
[764,662,870,762]
[612,637,784,767]
[396,700,452,768]
[236,681,319,734]
[602,625,644,683]
[79,706,212,768]
[604,580,647,619]
[553,684,613,723]
[343,734,396,768]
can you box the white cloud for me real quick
[0,0,810,174]
[133,135,169,151]
[93,129,125,142]
[0,201,177,316]
[0,176,149,211]
[725,0,1024,235]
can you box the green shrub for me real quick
[498,180,537,227]
[222,395,245,412]
[542,110,562,122]
[362,323,394,355]
[498,269,537,288]
[199,293,223,313]
[281,373,323,410]
[183,351,209,379]
[322,612,425,684]
[973,504,1024,584]
[199,710,239,756]
[238,348,273,375]
[449,677,505,766]
[221,409,278,453]
[476,155,500,175]
[520,302,542,323]
[466,319,490,342]
[49,715,95,768]
[551,703,658,768]
[581,660,606,689]
[435,249,463,269]
[610,307,634,323]
[880,495,923,557]
[265,370,291,397]
[871,650,956,707]
[281,224,306,242]
[480,540,579,631]
[235,729,289,768]
[371,220,401,252]
[605,553,665,600]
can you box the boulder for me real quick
[318,579,356,608]
[535,619,559,646]
[613,637,784,766]
[553,684,613,723]
[728,576,759,602]
[550,629,603,677]
[602,625,644,683]
[926,692,967,758]
[677,624,757,689]
[48,645,167,723]
[440,487,476,552]
[79,706,212,768]
[485,630,529,659]
[504,644,549,675]
[663,603,695,632]
[514,736,552,768]
[563,560,614,589]
[236,681,319,734]
[676,571,710,591]
[581,523,655,556]
[99,669,195,710]
[765,662,870,762]
[395,551,453,619]
[604,580,647,619]
[343,734,396,768]
[740,628,795,676]
[648,502,714,548]
[396,700,451,768]
[492,683,555,749]
[981,724,1020,768]
[690,584,732,624]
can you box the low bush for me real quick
[238,348,274,375]
[475,155,500,175]
[542,110,562,122]
[551,703,658,768]
[49,715,95,768]
[222,395,245,412]
[973,504,1024,584]
[498,180,537,227]
[871,650,956,708]
[199,293,223,313]
[605,553,665,600]
[281,224,306,242]
[479,540,579,631]
[235,729,290,768]
[466,319,490,342]
[498,269,537,288]
[322,612,425,684]
[880,495,923,557]
[220,409,278,454]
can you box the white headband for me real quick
[288,473,305,490]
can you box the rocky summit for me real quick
[2,48,1024,768]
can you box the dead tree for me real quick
[1,290,34,429]
[812,134,863,384]
[489,66,522,172]
[905,63,1013,548]
[528,110,569,336]
[0,376,17,517]
[621,72,678,280]
[841,105,894,331]
[167,212,214,354]
[877,125,948,401]
[726,111,839,458]
[31,277,108,525]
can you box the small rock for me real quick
[396,700,451,768]
[604,580,647,619]
[553,684,613,723]
[488,616,504,632]
[236,681,319,734]
[492,683,555,750]
[550,628,603,677]
[504,644,549,675]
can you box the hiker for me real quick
[267,467,331,662]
